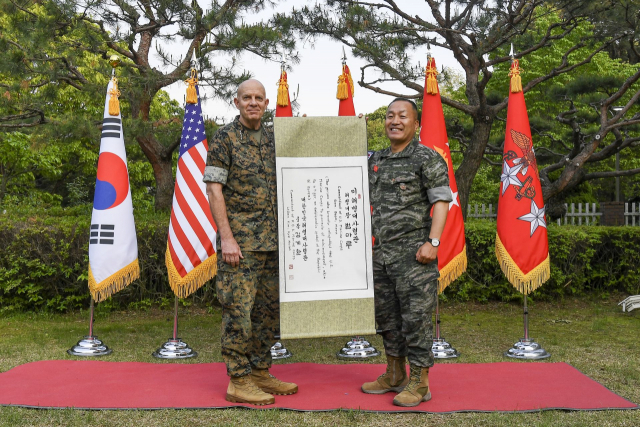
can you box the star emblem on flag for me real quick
[518,200,547,237]
[449,188,459,211]
[501,161,523,195]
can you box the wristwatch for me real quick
[429,237,440,247]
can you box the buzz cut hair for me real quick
[387,97,420,125]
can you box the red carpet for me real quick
[0,361,636,412]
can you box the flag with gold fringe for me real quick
[419,57,467,293]
[165,69,217,298]
[496,59,550,294]
[276,69,293,117]
[337,63,355,116]
[88,76,140,302]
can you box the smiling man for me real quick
[363,98,451,407]
[204,79,297,406]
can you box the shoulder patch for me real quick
[367,150,375,159]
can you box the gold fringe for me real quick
[426,63,439,95]
[495,233,550,295]
[108,77,121,116]
[509,59,523,93]
[336,74,348,100]
[166,244,218,298]
[185,69,198,104]
[437,245,468,294]
[88,258,140,302]
[277,71,289,107]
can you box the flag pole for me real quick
[500,44,549,360]
[153,296,197,359]
[68,297,113,356]
[271,54,293,360]
[153,52,204,359]
[334,46,379,360]
[432,294,459,358]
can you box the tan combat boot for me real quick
[361,355,409,394]
[226,375,275,405]
[250,369,298,395]
[392,364,432,407]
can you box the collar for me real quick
[379,138,418,159]
[233,115,262,133]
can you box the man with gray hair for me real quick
[204,79,297,405]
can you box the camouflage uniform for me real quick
[368,139,452,368]
[203,116,279,377]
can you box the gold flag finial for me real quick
[508,45,522,93]
[108,55,121,116]
[277,69,289,107]
[425,57,439,96]
[509,58,523,93]
[185,68,198,104]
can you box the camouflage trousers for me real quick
[373,253,438,368]
[216,251,279,377]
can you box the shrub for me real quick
[1,208,638,312]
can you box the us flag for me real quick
[166,80,218,298]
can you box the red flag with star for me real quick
[337,64,356,116]
[419,57,467,293]
[495,59,550,294]
[276,69,293,117]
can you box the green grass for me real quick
[1,297,639,426]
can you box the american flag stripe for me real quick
[174,182,213,255]
[178,152,215,229]
[172,200,209,262]
[167,229,188,276]
[169,207,200,268]
[192,141,207,171]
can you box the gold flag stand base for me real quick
[504,294,550,360]
[152,296,197,359]
[68,298,113,357]
[336,336,380,359]
[271,342,293,360]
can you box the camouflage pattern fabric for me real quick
[204,116,279,377]
[373,253,438,367]
[217,251,279,377]
[368,138,452,367]
[368,138,452,265]
[203,115,278,251]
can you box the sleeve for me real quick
[421,152,452,204]
[203,129,231,184]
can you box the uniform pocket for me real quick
[393,173,422,205]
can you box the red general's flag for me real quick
[419,57,467,293]
[496,59,550,294]
[337,63,355,116]
[276,69,293,117]
[165,69,218,298]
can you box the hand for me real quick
[221,237,243,267]
[416,241,438,264]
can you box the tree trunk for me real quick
[454,118,494,219]
[132,98,175,211]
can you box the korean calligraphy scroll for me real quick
[274,117,376,339]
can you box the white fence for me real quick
[466,202,640,226]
